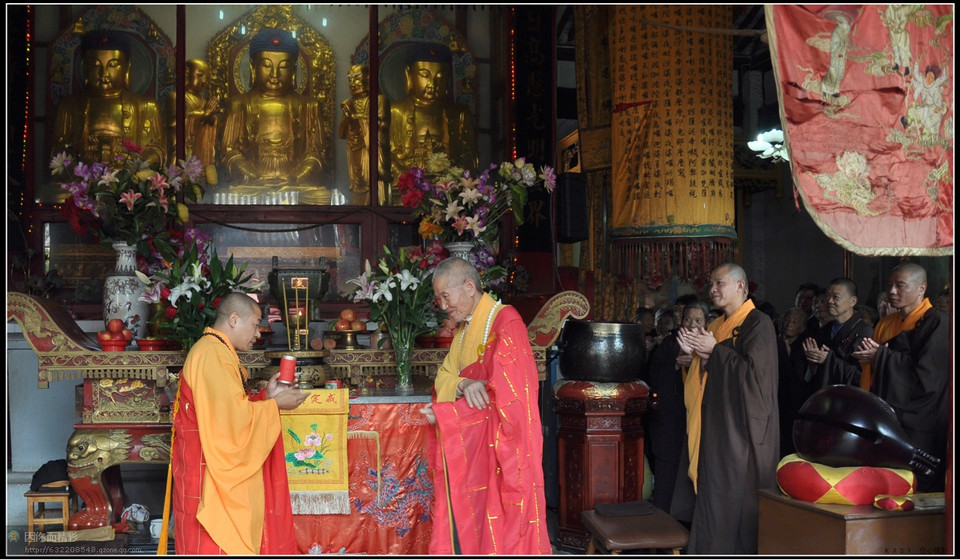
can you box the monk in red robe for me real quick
[172,293,307,554]
[420,257,552,555]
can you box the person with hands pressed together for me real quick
[671,263,779,554]
[851,262,949,492]
[419,257,551,555]
[172,292,308,555]
[801,277,873,388]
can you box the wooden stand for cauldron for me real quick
[554,380,650,552]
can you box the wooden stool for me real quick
[24,480,77,533]
[581,508,689,554]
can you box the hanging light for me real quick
[748,128,790,162]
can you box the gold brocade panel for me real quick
[609,6,735,236]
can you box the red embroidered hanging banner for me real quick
[766,5,953,256]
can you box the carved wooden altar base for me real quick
[66,423,172,530]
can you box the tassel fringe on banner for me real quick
[608,236,736,291]
[290,491,351,515]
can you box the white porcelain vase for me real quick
[444,241,475,261]
[103,241,149,340]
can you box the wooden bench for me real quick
[581,508,689,554]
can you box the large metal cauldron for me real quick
[556,320,647,383]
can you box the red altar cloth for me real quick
[292,401,434,554]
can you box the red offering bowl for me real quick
[434,336,454,349]
[135,339,166,351]
[100,340,128,352]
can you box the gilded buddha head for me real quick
[248,27,299,96]
[80,30,132,97]
[185,58,210,96]
[404,44,453,106]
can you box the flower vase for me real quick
[103,241,149,340]
[393,334,415,395]
[444,241,475,261]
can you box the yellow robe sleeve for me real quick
[433,294,501,402]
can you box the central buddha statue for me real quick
[219,27,329,204]
[52,30,166,168]
[389,44,477,180]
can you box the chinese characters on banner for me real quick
[610,5,735,237]
[766,5,953,256]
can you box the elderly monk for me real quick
[52,29,165,167]
[419,257,551,555]
[852,262,949,492]
[220,27,329,203]
[389,43,478,180]
[672,262,779,554]
[172,293,307,554]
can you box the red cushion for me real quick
[776,454,915,505]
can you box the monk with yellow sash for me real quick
[420,257,551,555]
[852,262,949,492]
[672,263,779,554]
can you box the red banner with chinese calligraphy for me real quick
[766,5,954,256]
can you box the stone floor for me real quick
[7,507,570,555]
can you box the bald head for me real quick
[213,292,262,351]
[887,262,928,315]
[433,256,481,291]
[892,262,927,285]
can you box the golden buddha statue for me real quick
[52,30,166,167]
[220,28,329,204]
[389,44,478,181]
[339,64,390,205]
[165,59,219,185]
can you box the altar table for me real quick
[293,395,434,555]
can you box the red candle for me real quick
[278,355,297,384]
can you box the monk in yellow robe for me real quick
[172,293,307,554]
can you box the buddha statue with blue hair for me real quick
[220,27,329,203]
[389,43,477,180]
[52,30,166,167]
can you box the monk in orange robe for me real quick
[172,293,307,554]
[420,257,552,555]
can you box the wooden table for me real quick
[758,488,946,555]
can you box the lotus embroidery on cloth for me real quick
[281,389,350,514]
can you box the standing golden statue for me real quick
[165,59,219,185]
[339,64,390,205]
[52,30,166,166]
[220,27,329,204]
[389,44,478,180]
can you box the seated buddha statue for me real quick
[389,44,478,180]
[165,58,219,185]
[51,30,166,168]
[219,27,329,204]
